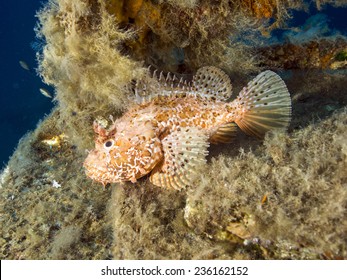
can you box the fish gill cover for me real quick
[0,0,347,259]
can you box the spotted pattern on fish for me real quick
[83,66,291,189]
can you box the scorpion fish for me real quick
[84,66,291,190]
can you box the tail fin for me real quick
[234,71,291,138]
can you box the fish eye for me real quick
[104,140,114,149]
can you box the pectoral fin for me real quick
[150,127,209,190]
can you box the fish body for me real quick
[39,88,53,98]
[19,60,30,71]
[84,67,291,189]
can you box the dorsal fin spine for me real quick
[153,69,158,78]
[159,71,164,82]
[179,77,183,85]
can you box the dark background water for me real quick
[0,1,346,167]
[0,1,54,167]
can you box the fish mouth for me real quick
[83,161,106,174]
[83,150,110,183]
[84,161,106,180]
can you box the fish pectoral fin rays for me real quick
[150,127,209,190]
[192,66,233,101]
[210,122,237,144]
[234,70,291,138]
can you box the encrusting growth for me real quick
[84,66,291,189]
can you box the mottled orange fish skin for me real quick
[143,96,237,134]
[83,95,238,185]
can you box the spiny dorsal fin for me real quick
[134,75,160,104]
[150,127,209,190]
[210,122,237,144]
[191,66,233,101]
[234,70,291,138]
[135,66,233,104]
[134,69,190,104]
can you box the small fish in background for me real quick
[84,66,292,190]
[39,88,53,98]
[19,60,30,71]
[19,60,53,99]
[19,60,36,76]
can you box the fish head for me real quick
[84,121,163,185]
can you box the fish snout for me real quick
[83,150,109,182]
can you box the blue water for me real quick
[0,1,54,166]
[0,1,346,167]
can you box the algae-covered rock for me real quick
[259,38,347,70]
[0,110,113,259]
[148,107,346,260]
[2,106,346,259]
[1,0,347,259]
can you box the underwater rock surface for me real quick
[1,0,347,259]
[1,105,346,259]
